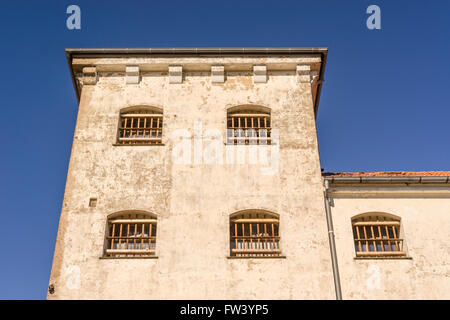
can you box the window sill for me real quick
[354,256,412,260]
[99,256,159,260]
[227,255,286,259]
[224,142,277,146]
[112,143,165,147]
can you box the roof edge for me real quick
[65,47,328,115]
[65,47,328,55]
[323,171,450,184]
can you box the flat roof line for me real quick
[65,47,328,55]
[65,47,328,117]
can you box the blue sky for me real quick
[0,0,448,299]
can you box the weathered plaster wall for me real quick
[331,195,450,299]
[48,58,334,299]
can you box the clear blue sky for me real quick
[0,0,448,299]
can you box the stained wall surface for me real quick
[48,54,335,299]
[330,190,450,299]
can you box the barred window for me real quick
[352,214,406,257]
[227,106,271,145]
[117,107,163,145]
[230,211,281,257]
[105,212,157,257]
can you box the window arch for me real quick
[352,212,406,257]
[117,106,163,145]
[104,210,157,257]
[226,105,271,145]
[230,210,281,257]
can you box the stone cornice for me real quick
[65,48,328,116]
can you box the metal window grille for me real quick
[117,113,163,145]
[230,212,280,257]
[227,112,271,145]
[352,216,405,257]
[105,213,157,257]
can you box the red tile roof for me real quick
[323,171,450,177]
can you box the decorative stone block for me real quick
[211,65,225,83]
[169,65,183,83]
[253,65,267,83]
[82,67,97,85]
[126,66,140,84]
[297,64,311,83]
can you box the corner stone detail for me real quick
[297,64,311,83]
[82,67,97,85]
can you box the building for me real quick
[47,48,450,299]
[324,171,450,299]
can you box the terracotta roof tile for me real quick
[322,171,450,177]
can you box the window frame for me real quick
[351,214,407,258]
[103,211,157,258]
[226,106,272,145]
[229,210,282,257]
[115,106,164,146]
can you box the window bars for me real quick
[352,216,405,257]
[227,112,271,145]
[105,214,157,257]
[117,113,163,145]
[230,212,281,257]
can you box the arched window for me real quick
[104,211,157,257]
[352,213,406,257]
[230,210,281,257]
[227,105,271,145]
[117,106,163,145]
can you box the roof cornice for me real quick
[65,47,328,117]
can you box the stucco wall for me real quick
[330,195,450,299]
[48,61,335,299]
